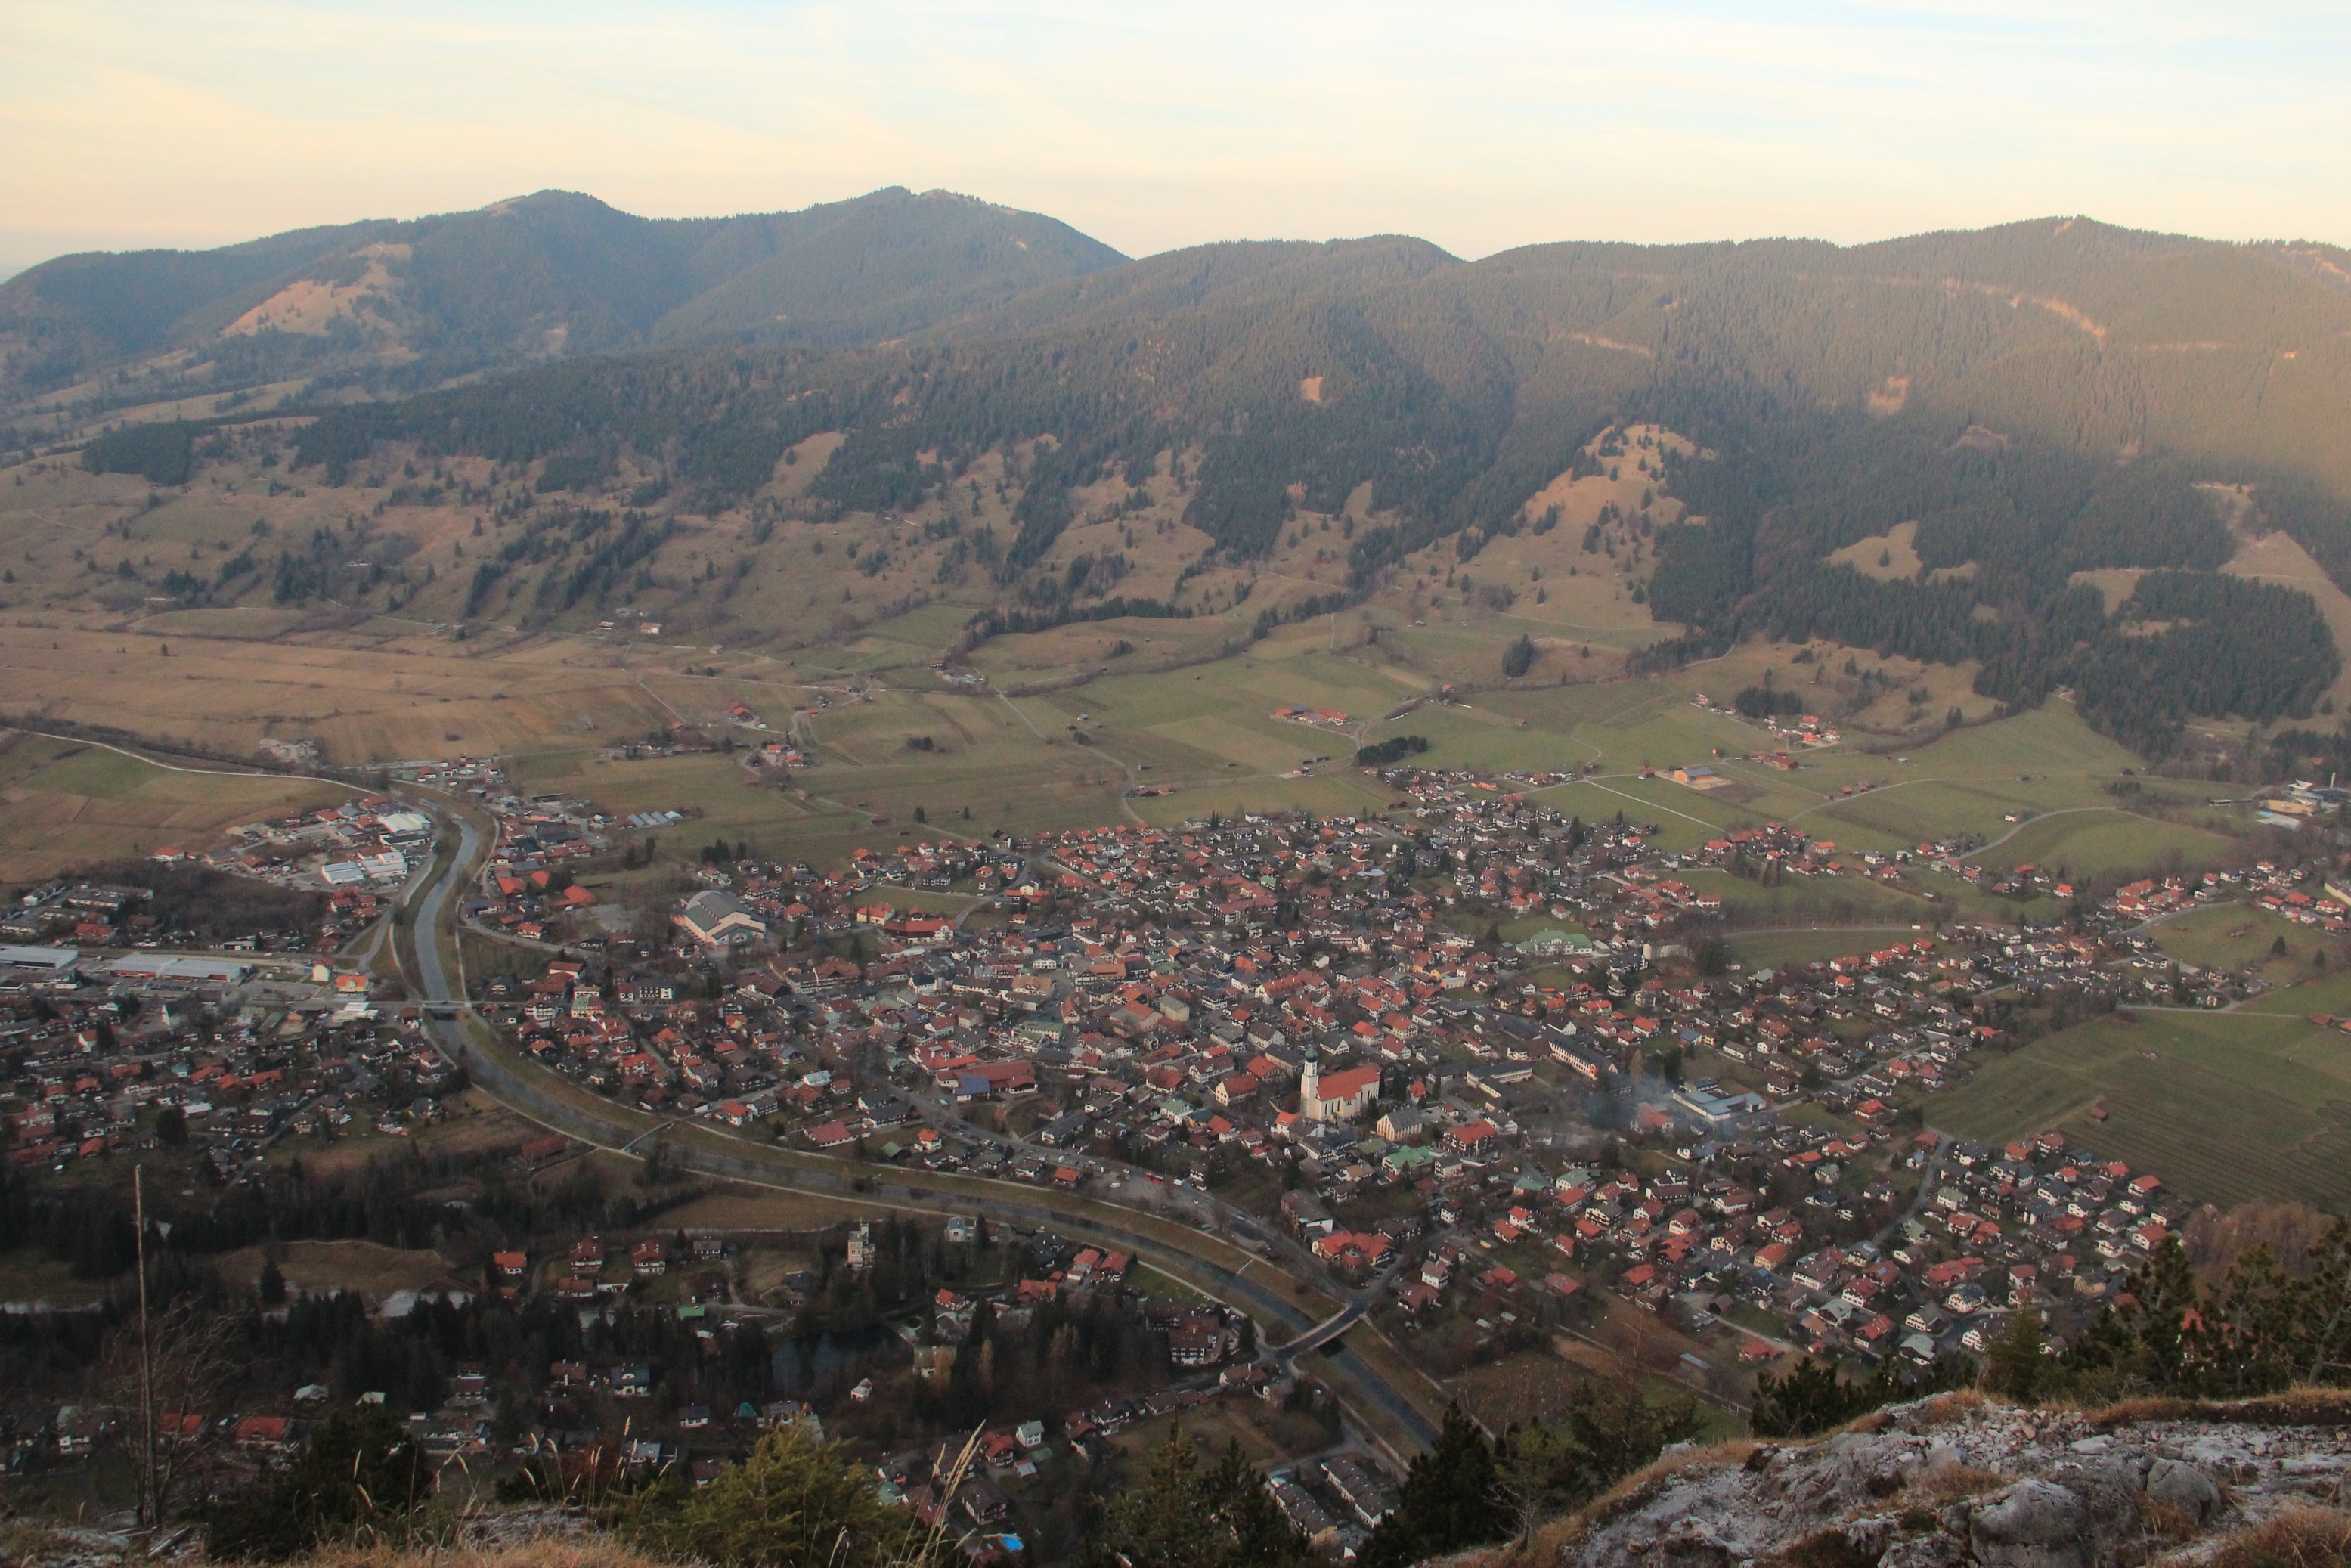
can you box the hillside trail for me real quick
[997,689,1146,826]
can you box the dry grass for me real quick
[2210,1508,2351,1568]
[1905,1462,2010,1511]
[302,1540,666,1568]
[2088,1388,2351,1432]
[2087,1394,2204,1428]
[1765,1528,1883,1568]
[214,1238,469,1300]
[1505,1439,1758,1565]
[2139,1493,2204,1545]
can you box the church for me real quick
[1298,1046,1381,1123]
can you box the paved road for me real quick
[1278,1262,1402,1360]
[398,801,1438,1453]
[1959,805,2135,860]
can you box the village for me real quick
[446,761,2305,1402]
[5,758,2348,1558]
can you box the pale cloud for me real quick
[0,0,2345,278]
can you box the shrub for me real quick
[203,1408,431,1560]
[621,1424,940,1568]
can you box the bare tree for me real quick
[105,1203,244,1533]
[107,1296,243,1529]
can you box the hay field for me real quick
[212,1239,468,1301]
[1929,1009,2351,1210]
[0,618,675,764]
[2149,905,2334,981]
[0,730,344,881]
[1979,810,2241,879]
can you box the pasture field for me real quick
[1796,778,2117,848]
[1129,774,1394,826]
[2147,904,2331,984]
[965,610,1257,687]
[1727,925,1942,969]
[515,748,849,847]
[0,729,344,880]
[1984,810,2243,879]
[212,1239,468,1301]
[1826,520,1926,580]
[0,616,677,764]
[1767,707,2147,841]
[2233,965,2351,1019]
[1373,619,1651,689]
[1680,867,1936,929]
[0,603,2257,906]
[0,443,2260,900]
[1928,1008,2351,1210]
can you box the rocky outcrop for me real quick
[1546,1393,2351,1568]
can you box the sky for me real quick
[4,0,2348,277]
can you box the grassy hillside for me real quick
[0,729,344,880]
[1930,1005,2351,1210]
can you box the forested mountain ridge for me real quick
[0,187,1126,406]
[280,212,2351,552]
[64,209,2351,761]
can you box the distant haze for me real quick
[3,0,2347,271]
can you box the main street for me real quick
[392,795,1440,1457]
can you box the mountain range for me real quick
[23,192,2351,760]
[0,187,1126,402]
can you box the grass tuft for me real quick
[2211,1508,2351,1568]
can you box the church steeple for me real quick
[1299,1041,1321,1120]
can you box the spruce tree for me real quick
[1082,1429,1312,1568]
[1358,1404,1506,1568]
[1982,1304,2046,1404]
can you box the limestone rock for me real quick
[1545,1395,2351,1568]
[2145,1457,2222,1524]
[1967,1478,2093,1568]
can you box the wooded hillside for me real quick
[37,209,2351,758]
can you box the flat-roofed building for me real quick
[0,944,79,974]
[675,890,769,948]
[107,953,252,985]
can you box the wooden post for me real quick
[135,1164,156,1530]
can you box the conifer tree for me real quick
[1358,1404,1506,1568]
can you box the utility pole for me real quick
[134,1164,157,1532]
